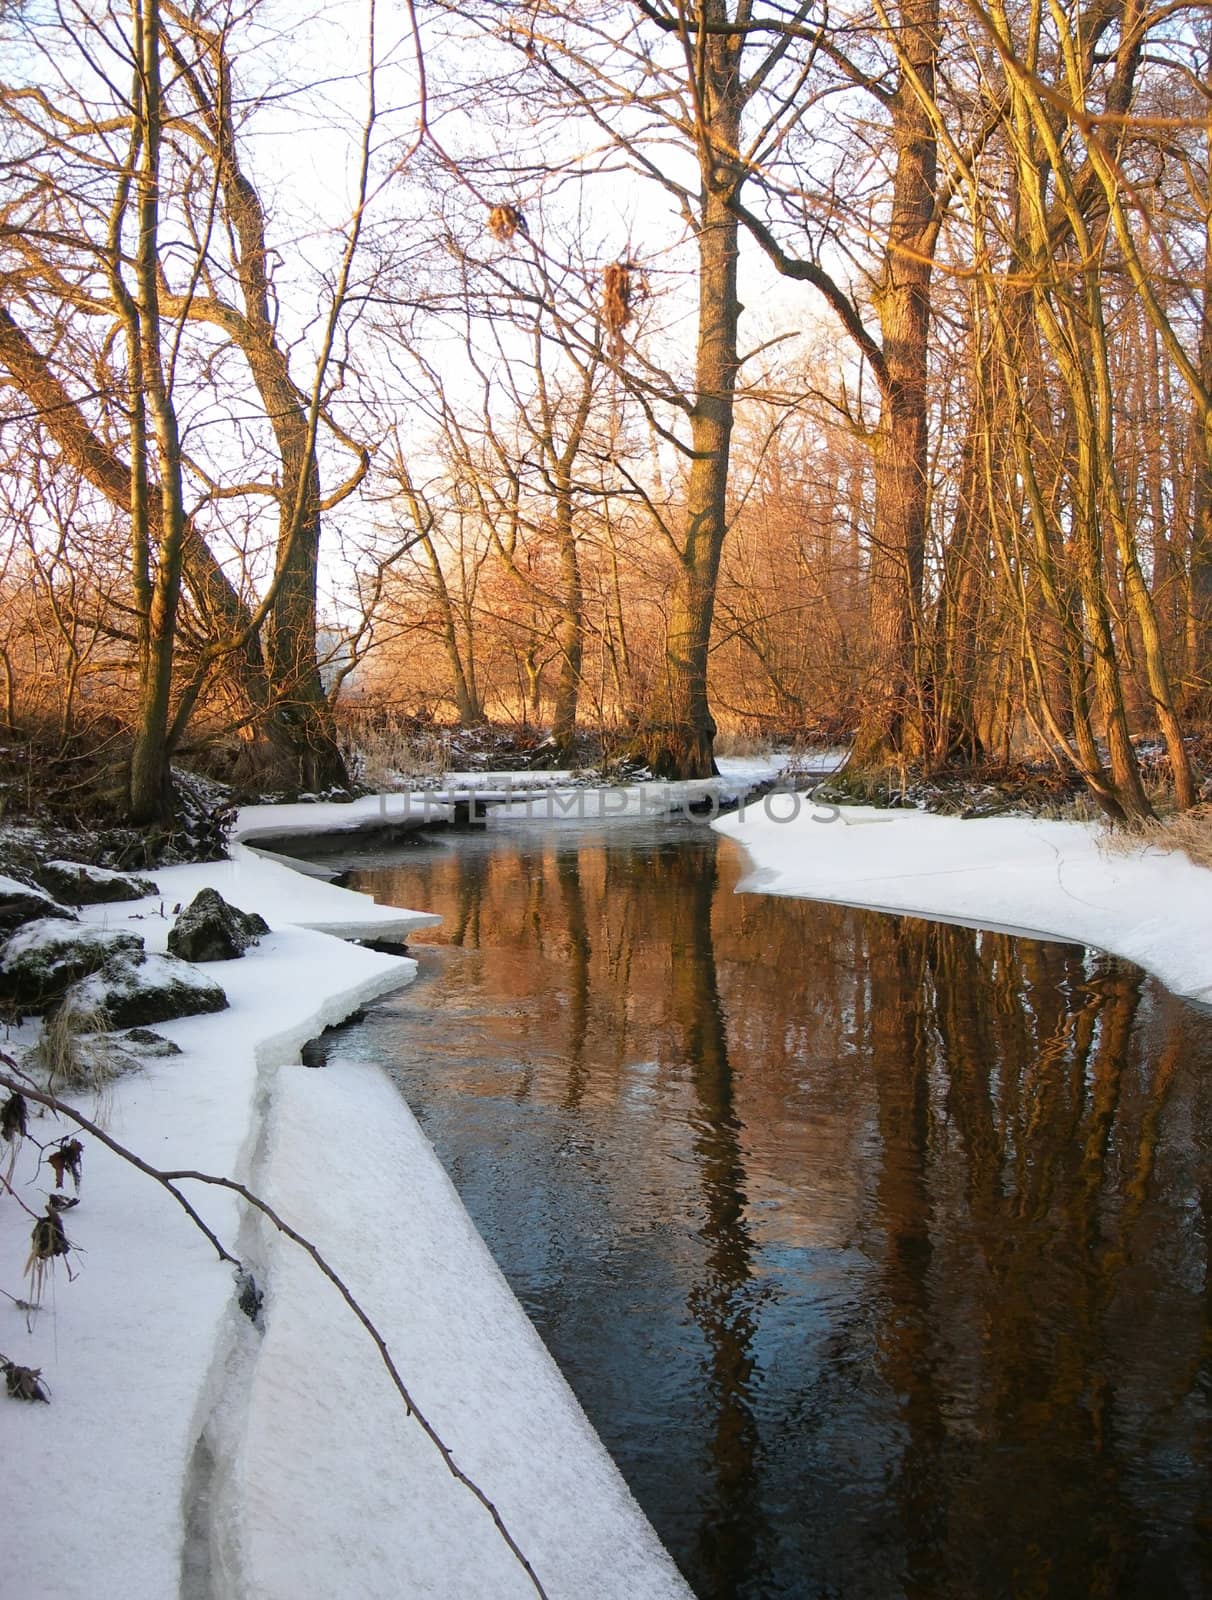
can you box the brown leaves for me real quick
[47,1138,83,1192]
[1,1355,49,1402]
[25,1202,77,1303]
[1,1091,27,1180]
[28,1206,72,1265]
[487,204,527,243]
[1,1092,27,1143]
[603,261,643,357]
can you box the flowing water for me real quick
[311,820,1212,1600]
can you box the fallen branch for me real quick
[0,1059,549,1600]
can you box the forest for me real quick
[1,0,1209,827]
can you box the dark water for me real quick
[319,821,1212,1600]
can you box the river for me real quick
[307,818,1212,1600]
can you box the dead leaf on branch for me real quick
[10,1364,49,1402]
[487,203,527,243]
[25,1204,78,1304]
[603,260,648,358]
[1,1355,50,1402]
[1,1092,27,1143]
[28,1206,72,1263]
[47,1138,83,1192]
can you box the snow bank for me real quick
[233,758,797,839]
[486,757,791,827]
[233,792,452,850]
[228,1061,690,1600]
[163,843,442,941]
[4,837,690,1600]
[714,801,1212,1004]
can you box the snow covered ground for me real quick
[233,755,799,839]
[3,844,690,1600]
[468,755,804,825]
[715,800,1212,1005]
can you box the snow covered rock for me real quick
[166,886,269,962]
[68,1025,183,1082]
[37,860,158,906]
[0,918,144,1012]
[120,1026,183,1055]
[0,873,75,936]
[58,949,228,1028]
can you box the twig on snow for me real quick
[0,1058,549,1599]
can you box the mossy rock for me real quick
[0,919,144,1012]
[37,860,158,906]
[0,874,76,938]
[58,950,227,1029]
[167,887,269,962]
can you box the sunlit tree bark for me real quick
[123,0,189,821]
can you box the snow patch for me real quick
[140,844,441,942]
[3,833,690,1600]
[714,802,1212,1003]
[229,1060,691,1599]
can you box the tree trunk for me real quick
[930,419,986,765]
[524,644,543,723]
[978,285,1132,820]
[222,276,347,788]
[637,15,742,779]
[846,0,939,776]
[548,366,595,757]
[167,13,349,792]
[127,0,187,824]
[551,537,584,755]
[1188,181,1212,717]
[424,529,483,724]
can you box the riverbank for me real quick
[715,801,1212,1005]
[2,828,691,1599]
[10,782,1212,1600]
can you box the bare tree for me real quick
[428,0,819,774]
[0,0,396,806]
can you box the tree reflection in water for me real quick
[330,822,1212,1600]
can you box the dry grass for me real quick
[31,1002,114,1095]
[1034,791,1105,824]
[337,716,450,789]
[1101,803,1212,871]
[713,730,776,759]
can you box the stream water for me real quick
[311,819,1212,1600]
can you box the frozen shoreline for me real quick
[4,820,691,1600]
[714,801,1212,1006]
[13,779,1208,1600]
